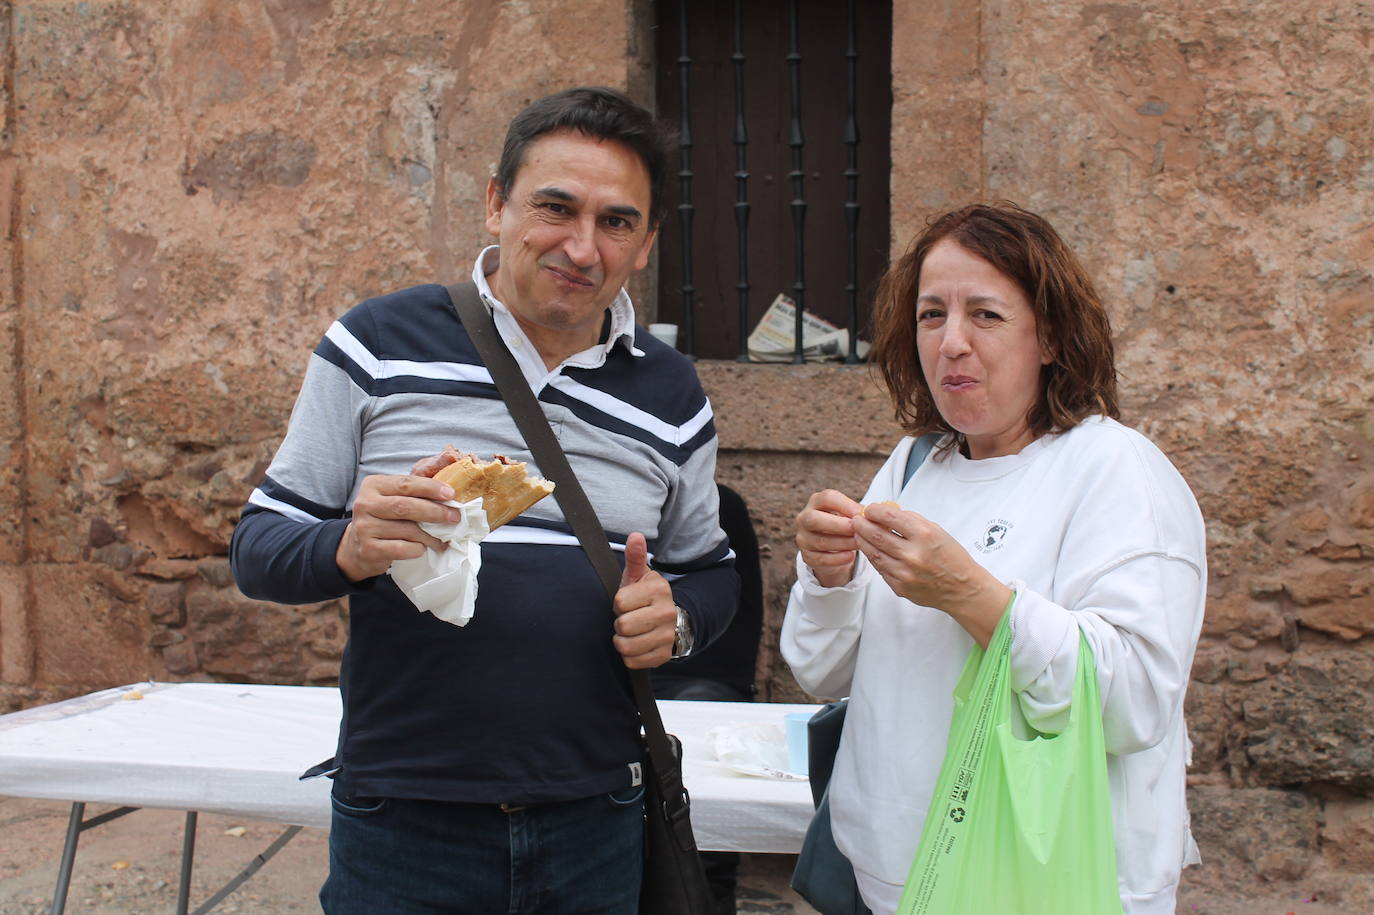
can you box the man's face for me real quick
[485,130,658,348]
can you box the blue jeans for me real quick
[321,786,645,914]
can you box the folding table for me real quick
[0,682,819,913]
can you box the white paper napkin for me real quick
[704,722,808,781]
[387,498,490,627]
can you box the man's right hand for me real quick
[336,475,462,583]
[795,489,864,588]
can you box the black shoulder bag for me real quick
[446,282,715,915]
[790,433,939,915]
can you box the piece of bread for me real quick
[430,452,555,530]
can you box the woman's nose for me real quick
[939,314,971,358]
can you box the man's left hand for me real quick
[612,532,678,669]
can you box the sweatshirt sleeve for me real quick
[230,332,373,605]
[650,401,740,653]
[779,439,912,699]
[1007,434,1207,756]
[779,557,875,698]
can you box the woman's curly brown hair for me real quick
[868,202,1119,443]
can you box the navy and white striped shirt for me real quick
[231,255,737,804]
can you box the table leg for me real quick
[49,801,84,915]
[189,825,303,915]
[176,810,198,915]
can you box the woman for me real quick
[782,202,1205,915]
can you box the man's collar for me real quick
[471,246,644,358]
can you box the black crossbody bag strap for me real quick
[445,281,683,782]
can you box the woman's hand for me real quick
[795,489,865,588]
[854,502,1013,647]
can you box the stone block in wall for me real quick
[1187,785,1319,885]
[1351,487,1374,530]
[30,564,154,688]
[1184,681,1234,775]
[1285,565,1373,607]
[185,588,345,684]
[1239,650,1374,791]
[0,563,32,683]
[1324,796,1374,874]
[0,309,23,566]
[16,3,163,141]
[1299,597,1374,642]
[20,432,91,564]
[197,558,235,590]
[1200,592,1285,642]
[161,639,200,677]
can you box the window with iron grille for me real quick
[654,0,893,362]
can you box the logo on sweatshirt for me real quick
[974,519,1012,554]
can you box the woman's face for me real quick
[915,239,1051,460]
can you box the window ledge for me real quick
[695,360,901,455]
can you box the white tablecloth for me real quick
[0,682,819,853]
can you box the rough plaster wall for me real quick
[0,0,639,705]
[0,0,1371,899]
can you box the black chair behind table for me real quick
[652,483,764,915]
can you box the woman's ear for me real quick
[1038,329,1056,366]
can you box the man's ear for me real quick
[633,224,659,272]
[484,177,505,237]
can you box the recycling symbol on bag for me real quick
[949,807,965,823]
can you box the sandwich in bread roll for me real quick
[412,445,555,530]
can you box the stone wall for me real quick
[0,0,1371,901]
[0,0,656,706]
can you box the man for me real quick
[231,87,738,914]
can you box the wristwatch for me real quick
[671,606,695,659]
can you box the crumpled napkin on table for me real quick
[705,722,807,780]
[387,498,489,627]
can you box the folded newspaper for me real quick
[747,293,870,363]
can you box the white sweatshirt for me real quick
[782,417,1206,915]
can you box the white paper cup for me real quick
[648,323,679,349]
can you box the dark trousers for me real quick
[321,785,645,914]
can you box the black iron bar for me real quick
[677,2,696,359]
[733,0,751,361]
[844,0,861,363]
[787,0,806,363]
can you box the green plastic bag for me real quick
[897,614,1123,915]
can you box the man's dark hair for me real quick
[494,87,675,226]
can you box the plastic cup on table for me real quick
[784,711,811,777]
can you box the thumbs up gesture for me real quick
[612,532,679,669]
